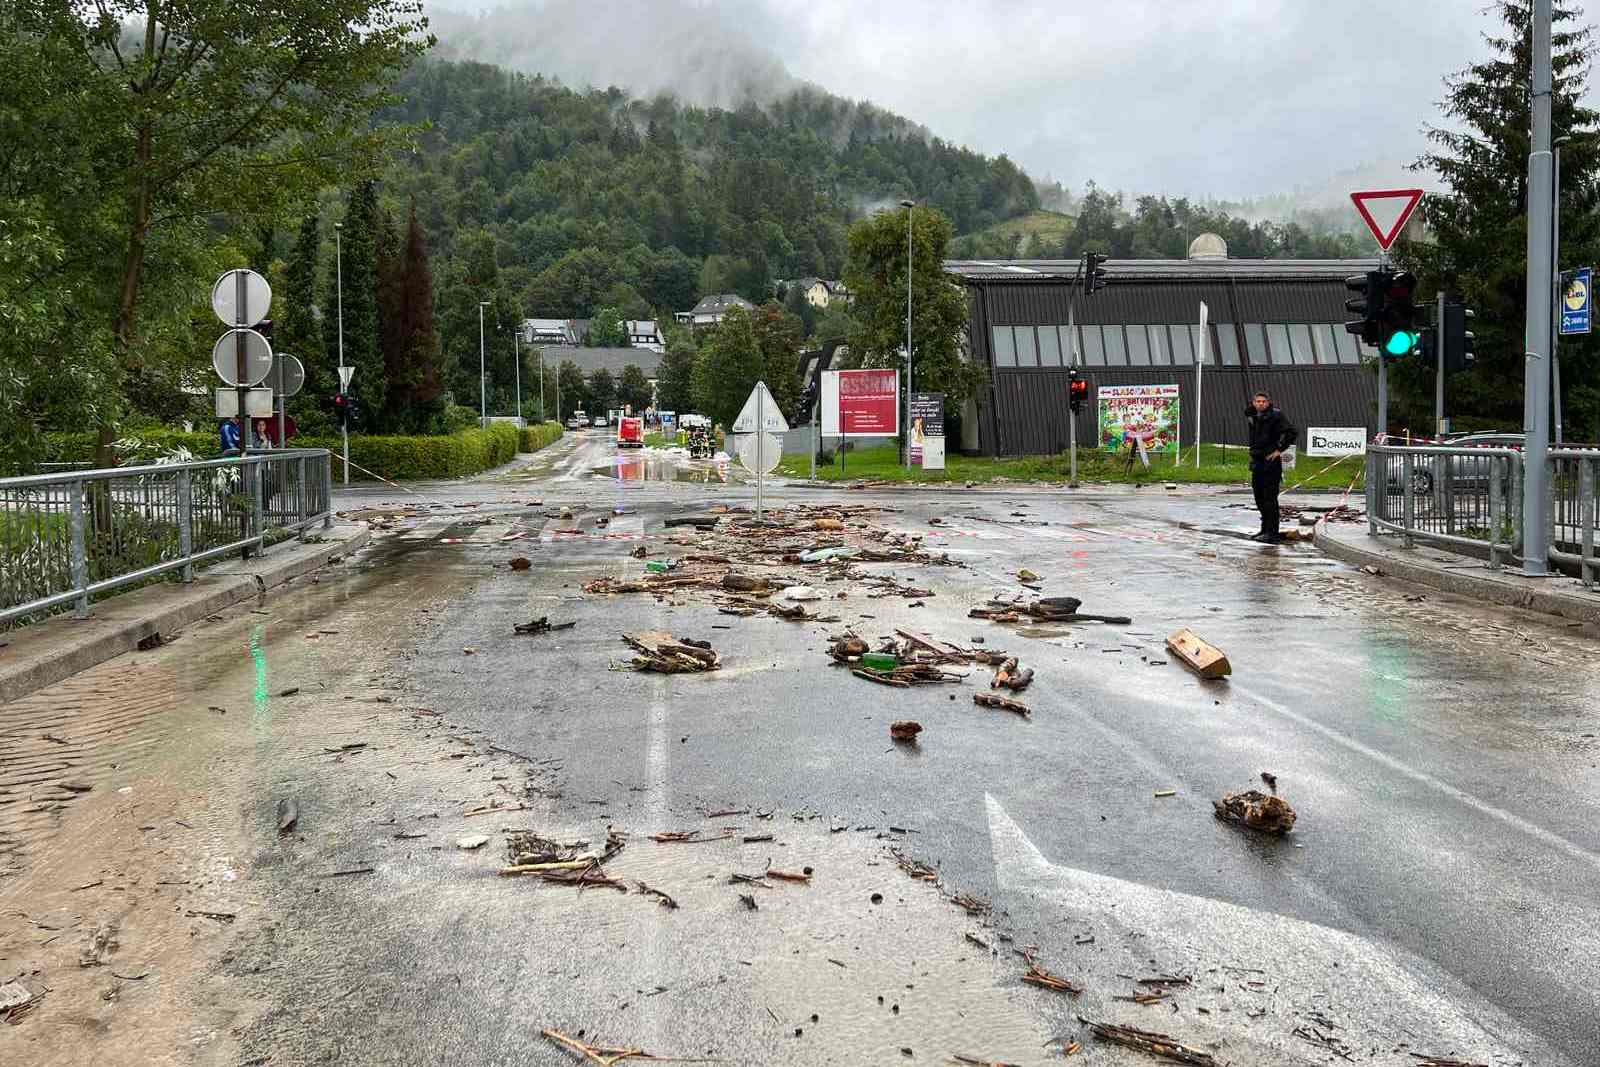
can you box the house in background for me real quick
[625,319,665,351]
[675,293,754,330]
[522,318,583,346]
[788,278,851,309]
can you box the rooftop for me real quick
[539,345,663,377]
[943,258,1383,282]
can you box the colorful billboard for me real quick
[821,368,900,437]
[1098,384,1180,454]
[909,391,944,465]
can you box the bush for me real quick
[518,422,564,453]
[44,423,522,482]
[441,405,480,434]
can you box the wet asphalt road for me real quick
[280,429,1600,1066]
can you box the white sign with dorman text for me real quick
[1306,427,1367,457]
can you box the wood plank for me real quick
[895,627,962,657]
[1165,628,1231,679]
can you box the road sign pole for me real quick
[1378,346,1388,443]
[1067,298,1078,487]
[1196,301,1208,469]
[756,385,764,521]
[1553,147,1562,445]
[514,332,522,424]
[235,271,249,449]
[1523,0,1555,577]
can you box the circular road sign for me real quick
[211,268,272,327]
[734,431,783,475]
[272,352,305,397]
[211,328,274,387]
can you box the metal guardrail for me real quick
[1365,443,1599,586]
[1,448,333,626]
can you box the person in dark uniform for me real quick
[1245,391,1296,543]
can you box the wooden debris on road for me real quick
[990,657,1033,692]
[509,557,532,571]
[1085,1021,1218,1066]
[1408,1057,1489,1067]
[1020,955,1082,996]
[973,693,1030,717]
[890,720,923,741]
[276,797,299,835]
[650,830,734,844]
[540,1026,697,1065]
[766,866,812,884]
[1213,789,1296,835]
[514,616,577,635]
[830,635,869,662]
[622,631,720,673]
[635,881,680,909]
[1165,628,1231,679]
[893,849,939,882]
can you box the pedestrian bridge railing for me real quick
[1365,443,1599,586]
[1,448,333,627]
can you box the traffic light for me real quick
[331,393,350,428]
[345,395,363,428]
[1380,271,1420,357]
[1344,270,1387,346]
[1417,325,1437,365]
[1443,302,1476,373]
[1082,252,1108,296]
[794,382,818,425]
[1068,368,1088,414]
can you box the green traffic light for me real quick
[1384,330,1418,356]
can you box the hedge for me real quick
[43,423,522,482]
[519,421,564,453]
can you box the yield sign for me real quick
[1350,188,1424,251]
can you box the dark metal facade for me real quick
[952,259,1381,456]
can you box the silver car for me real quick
[1390,432,1523,495]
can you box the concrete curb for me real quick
[0,525,371,706]
[1315,522,1600,625]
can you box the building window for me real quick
[1126,324,1151,366]
[1265,324,1293,365]
[1333,327,1362,364]
[1038,325,1063,366]
[1243,323,1269,365]
[1148,325,1173,365]
[1013,326,1038,367]
[1081,325,1106,366]
[1286,324,1315,365]
[1103,325,1128,366]
[992,325,1017,367]
[1215,326,1241,366]
[1169,324,1195,365]
[1310,324,1339,365]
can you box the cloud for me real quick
[422,0,1558,201]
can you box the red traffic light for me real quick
[1068,378,1088,401]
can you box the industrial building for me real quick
[946,238,1382,456]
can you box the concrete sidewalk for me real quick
[0,524,370,705]
[1316,520,1600,625]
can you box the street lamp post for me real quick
[1554,134,1571,444]
[539,346,546,423]
[1521,0,1554,576]
[478,301,490,428]
[513,327,522,425]
[900,198,915,470]
[335,222,348,485]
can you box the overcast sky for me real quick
[426,0,1566,204]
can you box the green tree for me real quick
[324,182,384,422]
[588,306,628,347]
[374,206,403,429]
[618,363,652,411]
[281,213,326,398]
[655,326,698,414]
[750,301,806,416]
[385,202,445,429]
[1401,1,1600,435]
[843,205,980,414]
[555,358,584,420]
[588,367,618,414]
[693,306,763,428]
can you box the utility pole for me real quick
[1522,0,1555,576]
[901,198,914,470]
[1435,289,1446,436]
[513,328,522,424]
[478,301,490,428]
[335,222,348,486]
[538,346,546,423]
[1553,135,1569,444]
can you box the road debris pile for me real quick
[1213,788,1297,835]
[828,628,1006,689]
[989,656,1033,693]
[0,980,44,1024]
[619,631,720,673]
[501,828,628,890]
[971,594,1131,626]
[1020,954,1082,996]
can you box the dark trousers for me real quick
[1251,457,1282,535]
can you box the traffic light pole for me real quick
[1522,0,1555,576]
[1435,290,1446,437]
[1067,296,1078,487]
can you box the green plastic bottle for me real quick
[861,652,898,671]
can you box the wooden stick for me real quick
[1084,1021,1218,1066]
[499,860,594,875]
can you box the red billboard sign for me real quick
[824,368,899,437]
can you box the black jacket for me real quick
[1245,405,1296,460]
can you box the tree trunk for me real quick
[102,121,154,470]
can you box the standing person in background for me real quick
[1245,391,1296,544]
[220,417,242,454]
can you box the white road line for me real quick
[1234,684,1600,872]
[983,793,1561,1064]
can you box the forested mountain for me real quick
[379,58,1039,314]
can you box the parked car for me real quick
[594,414,609,428]
[566,414,583,430]
[1388,432,1523,495]
[616,416,644,449]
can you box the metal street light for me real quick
[334,222,348,485]
[478,301,490,428]
[513,325,522,425]
[901,198,915,470]
[1553,133,1577,444]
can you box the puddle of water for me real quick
[591,449,734,484]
